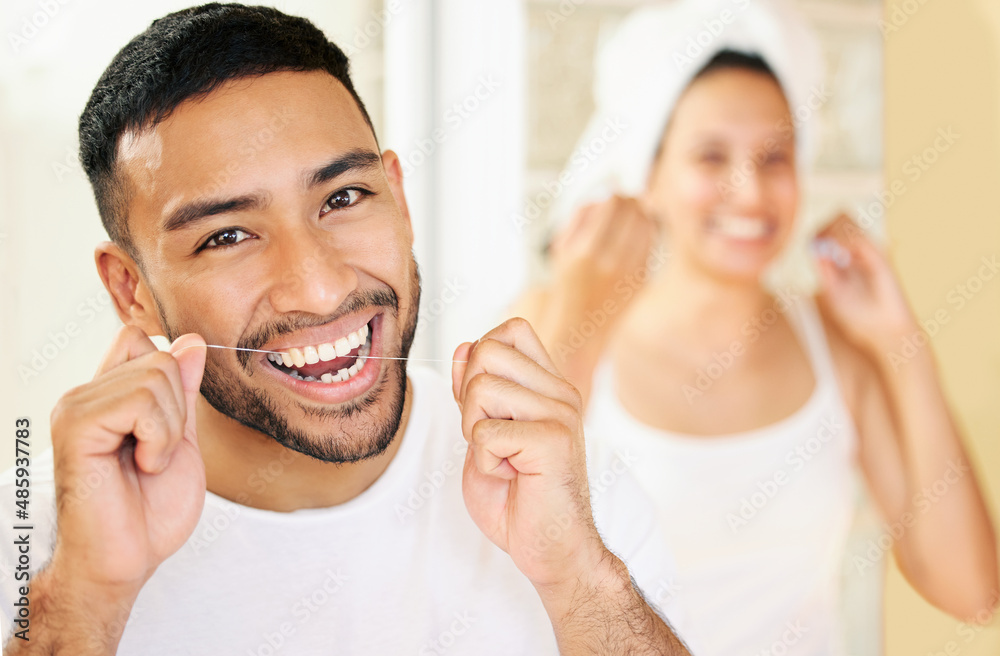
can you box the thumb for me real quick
[168,334,207,438]
[451,341,475,407]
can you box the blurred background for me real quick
[0,0,997,653]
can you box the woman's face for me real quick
[645,68,799,281]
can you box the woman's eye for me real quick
[205,228,252,249]
[700,152,726,165]
[321,188,366,215]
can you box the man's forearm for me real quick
[4,565,138,656]
[536,551,690,655]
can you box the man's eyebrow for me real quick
[308,149,383,188]
[163,194,270,233]
[161,150,381,233]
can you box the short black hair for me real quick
[694,49,777,82]
[78,3,375,260]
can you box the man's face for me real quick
[117,70,419,463]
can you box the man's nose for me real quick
[265,228,357,317]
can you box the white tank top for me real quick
[586,297,869,655]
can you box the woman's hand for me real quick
[550,195,658,317]
[813,213,918,358]
[516,195,659,405]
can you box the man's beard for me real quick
[161,263,421,464]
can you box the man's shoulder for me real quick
[405,364,466,457]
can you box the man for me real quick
[0,4,689,654]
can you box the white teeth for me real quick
[713,216,769,240]
[318,343,337,361]
[281,350,368,385]
[271,320,374,384]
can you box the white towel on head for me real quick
[552,0,824,225]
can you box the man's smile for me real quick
[257,312,385,403]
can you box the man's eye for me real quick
[321,188,367,215]
[204,228,252,249]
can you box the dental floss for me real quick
[812,238,851,269]
[167,342,468,363]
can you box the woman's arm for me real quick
[818,217,998,620]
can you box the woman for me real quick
[516,2,998,653]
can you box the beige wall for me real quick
[884,0,1000,653]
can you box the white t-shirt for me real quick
[0,366,683,654]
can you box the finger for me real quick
[605,200,654,265]
[468,418,575,479]
[452,341,475,406]
[119,358,186,473]
[107,351,188,472]
[552,203,597,254]
[168,333,207,442]
[578,197,626,252]
[849,232,887,268]
[472,317,561,379]
[92,350,188,444]
[814,252,844,290]
[468,419,520,480]
[63,370,184,473]
[130,392,183,474]
[461,372,577,440]
[813,237,853,270]
[816,212,855,240]
[95,325,157,378]
[460,338,576,409]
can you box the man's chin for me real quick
[200,357,409,465]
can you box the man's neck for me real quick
[196,378,413,512]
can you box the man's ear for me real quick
[381,149,413,243]
[95,242,164,335]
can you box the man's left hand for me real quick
[451,317,606,591]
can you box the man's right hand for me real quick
[48,326,207,598]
